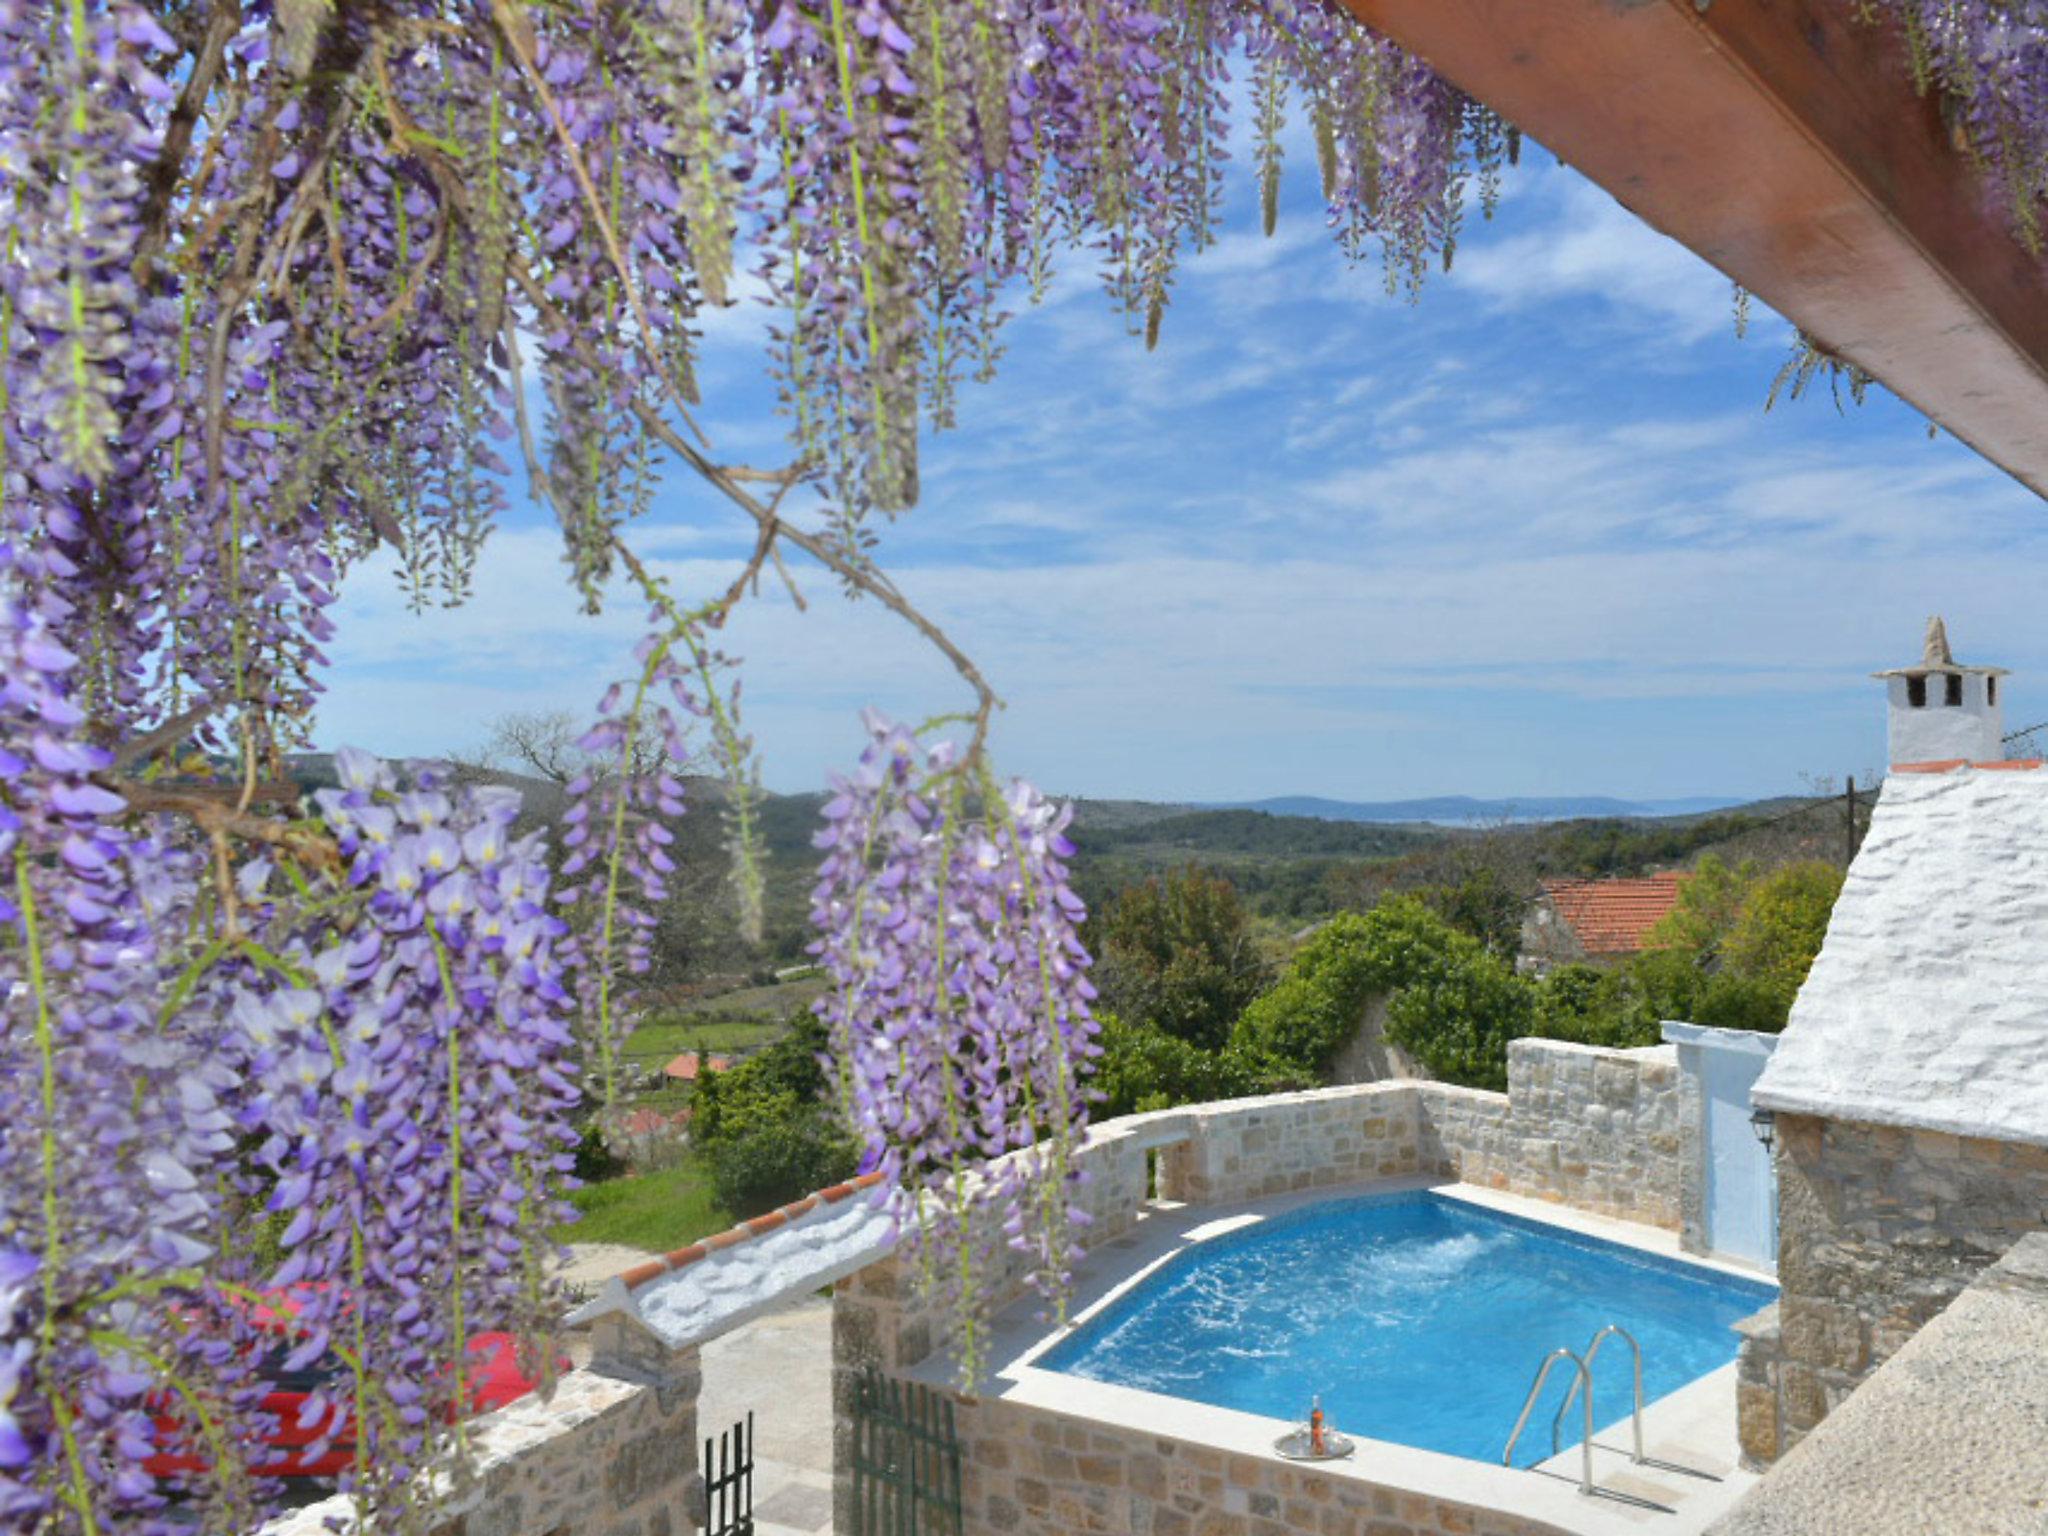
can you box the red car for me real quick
[146,1289,547,1480]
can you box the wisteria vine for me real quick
[809,715,1099,1384]
[2,0,2043,1529]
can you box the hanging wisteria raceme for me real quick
[220,748,582,1531]
[809,714,1099,1386]
[1864,0,2048,250]
[556,623,702,1107]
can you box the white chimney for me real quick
[1874,616,2007,767]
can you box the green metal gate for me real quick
[849,1366,964,1536]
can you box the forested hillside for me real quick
[288,753,1861,981]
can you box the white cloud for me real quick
[1453,173,1763,347]
[320,398,2046,803]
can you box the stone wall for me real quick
[1156,1041,1682,1231]
[1154,1082,1430,1205]
[1736,1112,2048,1466]
[1712,1235,2048,1536]
[951,1393,1573,1536]
[1423,1041,1682,1230]
[263,1317,700,1536]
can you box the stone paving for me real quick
[698,1293,838,1536]
[558,1242,839,1534]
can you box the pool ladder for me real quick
[1501,1324,1646,1495]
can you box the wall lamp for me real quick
[1749,1106,1777,1153]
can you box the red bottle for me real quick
[1309,1397,1325,1457]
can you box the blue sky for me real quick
[320,139,2048,805]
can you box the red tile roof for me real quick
[1540,871,1689,957]
[661,1052,734,1082]
[1894,759,2045,773]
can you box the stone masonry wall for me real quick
[1157,1041,1682,1231]
[1422,1041,1683,1231]
[1712,1235,2048,1536]
[1153,1082,1430,1205]
[263,1319,700,1536]
[952,1392,1574,1536]
[1736,1112,2048,1467]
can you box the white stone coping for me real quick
[1661,1022,1783,1060]
[566,1187,897,1351]
[930,1177,1771,1536]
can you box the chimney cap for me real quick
[1873,614,2008,679]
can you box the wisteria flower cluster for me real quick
[0,735,580,1534]
[810,713,1099,1385]
[235,748,580,1525]
[1864,0,2048,249]
[557,625,702,1107]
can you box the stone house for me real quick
[1517,871,1688,975]
[1735,619,2048,1466]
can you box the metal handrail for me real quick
[1502,1347,1594,1495]
[1554,1325,1646,1466]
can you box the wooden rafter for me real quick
[1340,0,2048,499]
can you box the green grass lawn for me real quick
[618,975,828,1068]
[565,977,834,1253]
[557,1154,732,1253]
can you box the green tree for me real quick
[1384,946,1534,1091]
[1234,898,1492,1076]
[1721,862,1846,1006]
[1643,853,1756,962]
[1420,866,1524,959]
[692,1010,834,1144]
[701,1088,860,1215]
[693,1011,858,1215]
[1088,866,1272,1049]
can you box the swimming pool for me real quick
[1038,1191,1775,1467]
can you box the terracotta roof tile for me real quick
[620,1170,887,1284]
[1539,871,1689,957]
[661,1052,735,1081]
[566,1169,895,1349]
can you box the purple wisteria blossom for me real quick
[810,714,1100,1384]
[1865,1,2048,248]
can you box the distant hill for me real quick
[1203,793,1747,826]
[284,751,1841,962]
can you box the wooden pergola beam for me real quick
[1340,0,2048,500]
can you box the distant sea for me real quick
[1199,794,1746,827]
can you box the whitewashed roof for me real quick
[1752,763,2048,1146]
[565,1173,898,1350]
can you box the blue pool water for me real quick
[1039,1192,1775,1466]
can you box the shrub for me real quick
[1087,866,1271,1049]
[1383,945,1533,1090]
[573,1122,627,1184]
[1233,899,1470,1073]
[1529,963,1663,1050]
[1088,1014,1301,1118]
[702,1089,859,1215]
